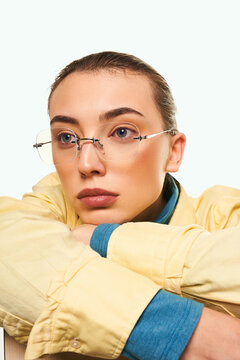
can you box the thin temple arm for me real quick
[133,128,178,141]
[33,141,52,148]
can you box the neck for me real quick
[131,192,167,222]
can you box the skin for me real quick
[49,70,186,226]
[180,307,240,360]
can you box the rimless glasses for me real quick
[33,122,178,165]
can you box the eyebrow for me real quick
[50,107,144,126]
[50,115,79,126]
[100,107,144,121]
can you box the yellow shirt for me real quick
[0,172,239,359]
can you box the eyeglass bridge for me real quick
[75,137,103,151]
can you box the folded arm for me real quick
[0,194,201,359]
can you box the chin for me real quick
[77,208,133,225]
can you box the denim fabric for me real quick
[122,290,203,360]
[90,223,120,257]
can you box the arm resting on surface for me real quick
[1,195,201,360]
[1,181,240,359]
[99,222,240,313]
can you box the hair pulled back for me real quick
[48,51,177,131]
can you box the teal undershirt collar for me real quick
[155,175,179,224]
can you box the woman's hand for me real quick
[71,224,97,245]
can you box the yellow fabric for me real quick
[107,183,240,316]
[0,172,239,358]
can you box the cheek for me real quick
[131,143,168,183]
[115,143,168,203]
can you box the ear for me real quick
[165,132,186,173]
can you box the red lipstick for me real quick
[77,188,119,208]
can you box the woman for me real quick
[0,51,240,360]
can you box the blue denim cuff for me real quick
[90,223,120,257]
[122,290,203,360]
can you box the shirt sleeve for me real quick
[90,223,119,257]
[23,244,162,360]
[91,224,204,360]
[105,222,240,315]
[2,194,174,359]
[0,192,203,360]
[122,290,203,360]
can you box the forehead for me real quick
[49,70,159,117]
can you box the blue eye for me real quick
[60,133,74,143]
[57,133,75,144]
[115,128,129,138]
[54,132,77,148]
[111,126,137,141]
[51,127,78,150]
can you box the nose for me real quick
[77,141,106,177]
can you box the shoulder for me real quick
[171,179,239,230]
[190,185,240,230]
[195,185,240,201]
[34,172,61,187]
[192,184,240,211]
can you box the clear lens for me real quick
[51,127,77,165]
[35,122,140,165]
[35,127,78,165]
[91,122,140,161]
[35,129,53,164]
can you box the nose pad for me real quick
[77,142,106,177]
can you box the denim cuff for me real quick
[122,290,203,360]
[90,223,120,257]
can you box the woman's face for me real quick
[49,70,184,224]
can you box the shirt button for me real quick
[70,338,81,349]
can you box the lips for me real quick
[77,188,119,208]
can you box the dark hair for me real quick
[48,51,178,131]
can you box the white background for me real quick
[0,0,239,201]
